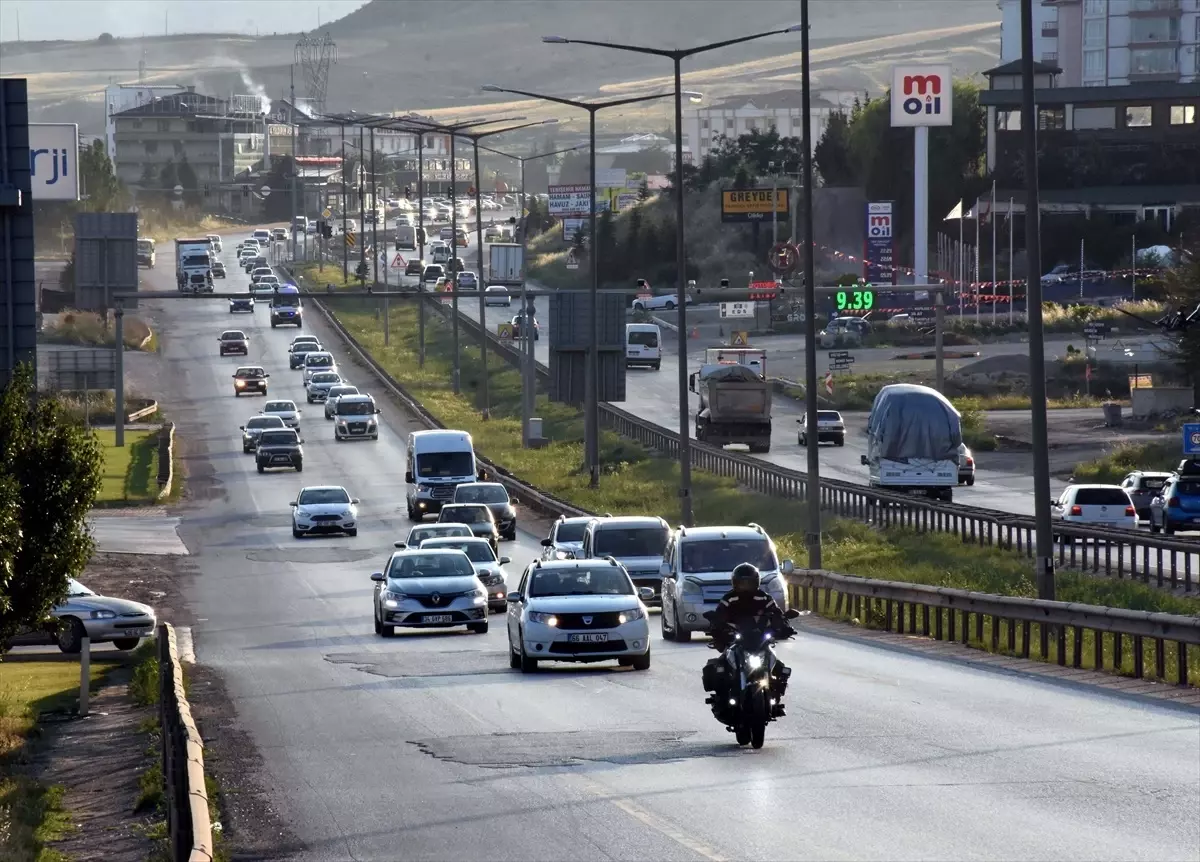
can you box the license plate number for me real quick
[273,456,290,464]
[568,633,608,643]
[424,614,452,624]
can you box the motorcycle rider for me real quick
[703,563,794,718]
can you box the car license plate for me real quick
[424,614,452,624]
[272,456,290,464]
[568,633,608,643]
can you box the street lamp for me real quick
[542,24,802,525]
[481,84,701,489]
[476,140,588,446]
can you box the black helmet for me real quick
[731,563,761,595]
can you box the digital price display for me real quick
[835,289,874,311]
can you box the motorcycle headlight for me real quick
[618,608,644,624]
[89,610,117,620]
[745,653,765,671]
[529,612,557,626]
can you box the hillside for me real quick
[0,0,1000,134]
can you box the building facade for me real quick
[999,0,1199,86]
[682,92,833,162]
[104,83,187,163]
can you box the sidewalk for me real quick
[89,507,189,556]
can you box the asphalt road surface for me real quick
[138,232,1200,861]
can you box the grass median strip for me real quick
[94,429,158,507]
[321,295,1200,683]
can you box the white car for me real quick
[331,393,380,441]
[484,285,511,307]
[207,234,223,253]
[418,536,511,611]
[262,399,301,428]
[395,523,473,550]
[1051,484,1137,531]
[372,549,490,636]
[506,558,654,672]
[539,515,592,561]
[251,281,277,300]
[290,485,359,538]
[10,578,157,654]
[306,371,344,403]
[798,410,846,446]
[250,267,274,284]
[323,384,360,419]
[302,351,337,382]
[632,292,691,312]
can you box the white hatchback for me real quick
[507,559,653,673]
[262,399,301,428]
[1051,484,1136,531]
[484,285,511,306]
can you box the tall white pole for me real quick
[990,180,997,323]
[913,127,929,284]
[1132,233,1137,301]
[1008,197,1015,324]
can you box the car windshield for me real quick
[416,452,474,477]
[628,330,658,347]
[387,553,475,579]
[1139,477,1166,491]
[235,368,264,377]
[817,411,842,422]
[246,416,284,430]
[312,373,340,384]
[298,488,350,505]
[1073,488,1130,505]
[264,402,294,413]
[306,355,333,368]
[329,387,358,398]
[592,526,668,558]
[680,539,778,574]
[258,431,297,446]
[337,400,374,416]
[273,294,301,308]
[421,540,496,562]
[408,525,471,544]
[67,578,96,597]
[441,506,491,524]
[529,567,634,597]
[291,343,317,353]
[221,332,244,340]
[554,521,588,543]
[455,485,508,504]
[182,254,209,268]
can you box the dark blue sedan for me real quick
[229,297,254,313]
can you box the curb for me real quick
[156,422,176,501]
[127,400,160,424]
[652,314,679,334]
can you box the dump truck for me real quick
[689,348,772,452]
[861,383,961,502]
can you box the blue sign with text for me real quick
[1182,423,1200,455]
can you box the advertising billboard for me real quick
[864,202,896,285]
[549,184,593,217]
[721,188,789,223]
[890,65,953,128]
[29,123,80,201]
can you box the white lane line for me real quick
[175,626,196,663]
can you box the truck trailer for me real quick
[689,348,772,452]
[861,383,961,502]
[175,237,212,290]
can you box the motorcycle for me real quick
[702,608,804,750]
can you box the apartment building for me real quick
[998,0,1199,85]
[682,91,833,162]
[104,83,188,163]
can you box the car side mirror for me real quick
[405,471,414,484]
[351,498,360,504]
[510,497,519,506]
[393,541,406,549]
[289,501,297,507]
[375,408,381,414]
[659,563,671,577]
[785,608,802,620]
[298,437,305,444]
[860,455,868,466]
[239,425,245,430]
[638,587,655,601]
[540,538,552,547]
[506,591,522,603]
[370,572,385,582]
[688,373,696,393]
[232,374,237,378]
[780,560,795,575]
[499,556,511,565]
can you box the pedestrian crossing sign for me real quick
[498,323,514,340]
[731,331,748,347]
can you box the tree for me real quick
[637,179,651,201]
[596,208,618,282]
[558,150,590,185]
[813,110,854,186]
[1160,238,1200,403]
[0,365,103,653]
[157,160,178,206]
[176,154,200,208]
[79,139,126,212]
[624,205,644,274]
[610,147,670,176]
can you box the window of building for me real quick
[1131,17,1179,43]
[173,141,184,156]
[1124,105,1153,127]
[1083,0,1106,15]
[1130,47,1178,75]
[1042,51,1058,63]
[1073,106,1116,129]
[1084,49,1106,77]
[996,110,1021,131]
[1084,19,1106,44]
[700,119,709,130]
[1038,108,1066,130]
[143,141,159,155]
[157,119,171,133]
[725,118,734,129]
[1171,105,1196,125]
[132,119,143,129]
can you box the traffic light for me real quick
[508,216,516,225]
[405,185,413,200]
[321,221,333,238]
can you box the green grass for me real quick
[93,429,158,506]
[41,309,154,351]
[127,641,159,708]
[1069,440,1180,484]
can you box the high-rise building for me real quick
[998,0,1199,86]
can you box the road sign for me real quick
[345,232,356,248]
[769,242,799,275]
[260,185,272,198]
[831,362,852,372]
[748,280,778,301]
[497,322,514,340]
[1183,423,1200,456]
[1083,322,1108,338]
[824,371,834,395]
[172,184,184,197]
[1129,373,1153,390]
[731,331,749,347]
[720,301,756,319]
[828,350,851,360]
[566,249,579,270]
[322,207,332,219]
[391,252,405,268]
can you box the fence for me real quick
[158,623,213,862]
[787,569,1200,685]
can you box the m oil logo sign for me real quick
[890,65,953,128]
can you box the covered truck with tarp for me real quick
[861,383,961,501]
[689,356,772,452]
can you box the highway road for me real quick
[136,231,1200,860]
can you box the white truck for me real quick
[395,224,417,251]
[175,237,213,291]
[488,243,523,285]
[861,383,961,502]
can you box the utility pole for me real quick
[450,132,461,394]
[290,65,298,264]
[340,123,348,282]
[418,132,426,367]
[358,125,366,281]
[472,138,489,417]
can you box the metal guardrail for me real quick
[158,623,214,862]
[787,569,1199,686]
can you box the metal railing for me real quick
[787,569,1199,686]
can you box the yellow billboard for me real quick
[721,188,790,223]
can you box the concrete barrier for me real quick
[156,422,176,501]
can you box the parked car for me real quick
[1149,475,1200,535]
[1119,470,1172,520]
[7,579,156,653]
[958,443,976,486]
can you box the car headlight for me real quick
[761,574,782,591]
[745,653,765,671]
[383,590,407,608]
[681,577,703,597]
[529,612,558,626]
[90,610,116,620]
[618,608,644,624]
[235,380,246,388]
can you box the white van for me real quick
[406,429,480,520]
[625,323,662,370]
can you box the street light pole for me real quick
[450,131,461,394]
[358,125,366,279]
[473,139,489,416]
[418,131,425,367]
[543,24,801,526]
[799,0,822,569]
[340,123,348,282]
[371,127,386,344]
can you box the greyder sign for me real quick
[721,188,789,223]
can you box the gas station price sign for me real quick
[835,289,875,311]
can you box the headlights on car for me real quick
[681,577,704,597]
[529,611,557,627]
[618,608,644,624]
[89,609,117,620]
